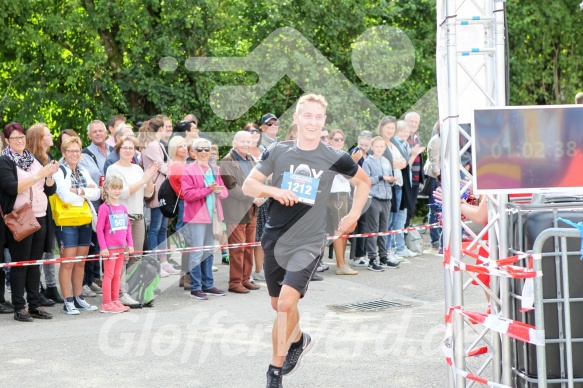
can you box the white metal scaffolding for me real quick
[437,0,509,386]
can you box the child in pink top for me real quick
[96,176,134,313]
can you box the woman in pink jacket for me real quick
[182,138,228,300]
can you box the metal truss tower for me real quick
[436,0,509,386]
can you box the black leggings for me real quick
[7,216,47,311]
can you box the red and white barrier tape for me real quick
[443,306,544,388]
[0,223,440,268]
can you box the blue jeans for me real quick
[387,186,402,251]
[148,207,168,253]
[185,222,215,291]
[428,178,442,244]
[176,199,185,231]
[393,210,407,251]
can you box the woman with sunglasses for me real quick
[244,123,263,161]
[182,138,228,300]
[0,123,60,321]
[53,136,102,315]
[327,129,358,275]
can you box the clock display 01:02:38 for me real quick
[490,141,578,159]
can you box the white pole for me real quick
[443,0,464,386]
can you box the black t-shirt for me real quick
[255,140,359,244]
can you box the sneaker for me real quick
[212,265,218,272]
[311,273,324,281]
[63,299,80,315]
[160,268,169,278]
[431,241,440,250]
[161,262,180,275]
[202,287,226,296]
[438,247,444,254]
[100,303,124,314]
[119,293,140,307]
[266,367,283,388]
[89,282,102,294]
[190,290,208,300]
[395,248,417,258]
[82,284,97,297]
[282,332,315,375]
[379,258,400,269]
[253,269,266,281]
[74,296,98,311]
[14,308,33,322]
[388,252,403,263]
[113,300,131,312]
[168,258,182,270]
[335,265,358,275]
[367,260,385,272]
[0,301,14,314]
[351,257,368,267]
[222,255,230,265]
[316,262,329,272]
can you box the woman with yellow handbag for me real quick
[52,136,101,315]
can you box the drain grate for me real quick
[329,299,410,313]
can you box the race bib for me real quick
[109,213,128,232]
[281,172,320,205]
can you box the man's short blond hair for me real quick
[296,93,328,113]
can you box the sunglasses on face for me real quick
[196,147,211,152]
[265,121,279,127]
[246,129,260,134]
[331,137,345,142]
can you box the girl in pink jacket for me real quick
[96,175,133,313]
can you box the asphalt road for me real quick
[0,235,487,388]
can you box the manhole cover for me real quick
[329,299,411,313]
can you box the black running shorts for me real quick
[261,234,326,298]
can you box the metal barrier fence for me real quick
[506,201,583,387]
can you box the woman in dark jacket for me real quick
[0,122,60,322]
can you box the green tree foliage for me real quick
[507,1,583,105]
[0,0,438,142]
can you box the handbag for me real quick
[420,176,435,197]
[49,194,93,226]
[0,188,41,242]
[212,200,223,240]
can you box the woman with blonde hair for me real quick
[138,117,179,276]
[26,123,63,304]
[53,136,101,315]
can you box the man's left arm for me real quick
[337,166,371,235]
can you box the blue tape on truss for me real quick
[557,217,583,260]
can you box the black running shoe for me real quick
[266,367,283,388]
[282,333,315,375]
[367,260,385,272]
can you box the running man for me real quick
[242,93,371,387]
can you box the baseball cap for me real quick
[260,113,277,126]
